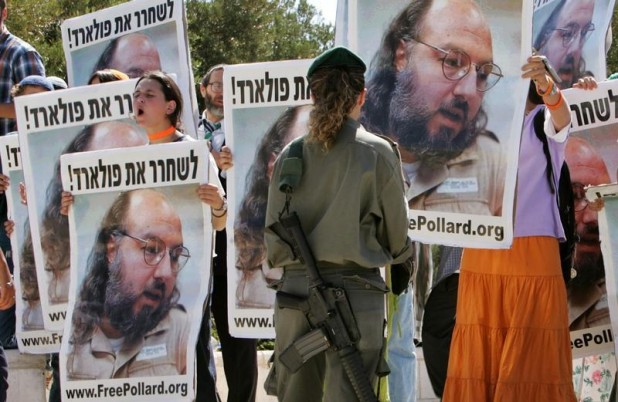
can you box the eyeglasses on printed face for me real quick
[572,182,591,212]
[408,38,503,92]
[207,82,224,93]
[553,22,595,49]
[113,230,190,273]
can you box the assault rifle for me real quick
[274,212,378,402]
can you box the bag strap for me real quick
[278,137,305,194]
[532,108,556,194]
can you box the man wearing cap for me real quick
[0,75,53,124]
[264,46,411,401]
[47,76,68,91]
[10,75,53,98]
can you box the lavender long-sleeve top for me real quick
[514,105,570,240]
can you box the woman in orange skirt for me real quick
[442,55,596,401]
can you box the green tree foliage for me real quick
[5,0,126,79]
[6,1,618,82]
[607,7,618,76]
[3,0,333,84]
[186,0,334,81]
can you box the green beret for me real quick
[307,46,366,79]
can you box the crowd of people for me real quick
[0,0,616,401]
[0,0,239,399]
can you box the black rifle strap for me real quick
[278,138,305,193]
[289,137,304,159]
[278,137,305,219]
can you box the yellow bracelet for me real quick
[536,80,554,97]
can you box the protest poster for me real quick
[562,82,618,388]
[225,59,312,338]
[15,79,148,331]
[0,135,62,353]
[572,183,618,398]
[533,0,613,87]
[61,0,199,137]
[589,184,618,354]
[337,0,530,250]
[334,0,616,348]
[59,141,211,401]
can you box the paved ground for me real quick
[215,350,277,401]
[214,349,440,402]
[6,347,439,401]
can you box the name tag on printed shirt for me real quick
[136,344,168,361]
[596,293,609,310]
[436,178,479,194]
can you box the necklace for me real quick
[148,126,176,141]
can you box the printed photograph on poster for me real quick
[340,0,533,249]
[224,59,312,338]
[563,82,618,399]
[580,184,618,399]
[562,80,618,340]
[533,0,614,88]
[15,80,148,331]
[0,135,62,353]
[59,142,211,401]
[61,0,199,137]
[587,185,618,350]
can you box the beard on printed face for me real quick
[103,255,175,345]
[388,68,481,167]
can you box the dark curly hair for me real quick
[308,67,365,151]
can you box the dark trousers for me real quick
[421,273,459,397]
[212,273,258,402]
[48,354,61,402]
[0,305,15,349]
[0,203,11,402]
[0,347,7,402]
[0,229,15,349]
[195,304,219,402]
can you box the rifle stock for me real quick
[276,212,378,402]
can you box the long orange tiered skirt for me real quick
[442,237,576,402]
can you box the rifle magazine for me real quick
[279,328,330,373]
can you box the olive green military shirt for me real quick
[265,117,411,270]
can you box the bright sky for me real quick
[306,0,337,24]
